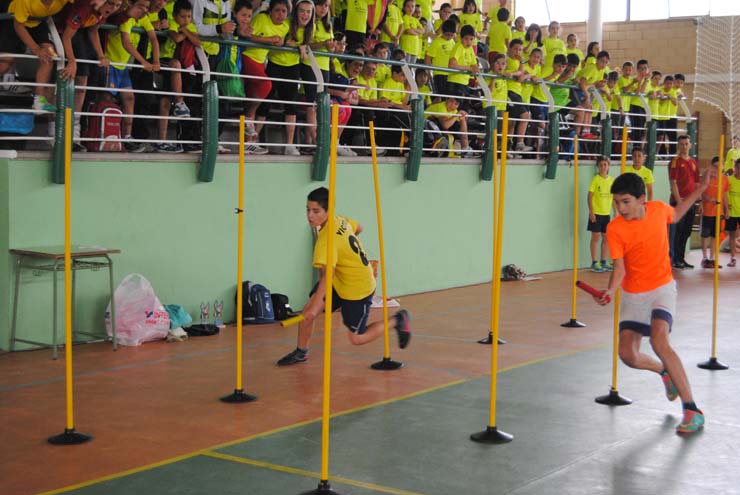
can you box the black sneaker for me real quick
[393,310,411,349]
[277,348,308,366]
[672,261,686,270]
[682,261,695,269]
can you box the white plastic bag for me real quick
[105,274,170,346]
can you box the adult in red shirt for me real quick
[668,134,701,269]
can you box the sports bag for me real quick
[270,293,296,321]
[82,100,123,151]
[238,281,275,324]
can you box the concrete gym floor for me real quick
[1,255,739,495]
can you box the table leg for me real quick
[106,255,117,351]
[52,259,60,360]
[9,256,24,352]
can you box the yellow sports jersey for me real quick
[511,30,526,41]
[589,174,615,216]
[646,81,662,119]
[380,77,406,104]
[400,14,422,57]
[418,84,432,106]
[313,216,376,300]
[488,77,507,110]
[107,16,155,69]
[728,175,740,217]
[303,21,332,71]
[458,13,482,33]
[566,47,584,63]
[415,0,432,23]
[531,65,553,102]
[609,84,622,112]
[269,27,304,66]
[542,37,565,67]
[625,165,655,187]
[658,87,678,119]
[9,0,68,28]
[333,57,348,77]
[486,6,512,24]
[487,20,510,54]
[356,72,378,101]
[447,42,476,86]
[163,21,197,61]
[521,62,541,104]
[374,63,390,85]
[426,36,455,76]
[425,101,457,121]
[617,75,633,110]
[380,4,402,44]
[345,0,369,33]
[244,12,289,64]
[505,56,523,95]
[578,63,607,85]
[725,148,740,173]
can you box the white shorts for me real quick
[619,280,677,336]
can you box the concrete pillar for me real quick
[587,0,602,46]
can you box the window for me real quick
[603,0,628,22]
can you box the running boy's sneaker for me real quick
[173,101,191,117]
[661,370,678,401]
[277,348,308,366]
[590,261,605,273]
[676,409,705,433]
[393,310,411,349]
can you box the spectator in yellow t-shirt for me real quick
[587,157,615,272]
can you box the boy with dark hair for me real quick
[277,187,411,366]
[595,171,710,434]
[629,58,650,145]
[447,24,479,103]
[669,134,700,269]
[424,19,456,98]
[700,157,729,268]
[624,146,654,201]
[587,157,614,272]
[503,38,532,153]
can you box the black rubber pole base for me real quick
[477,332,507,345]
[561,318,586,328]
[470,425,513,444]
[595,389,632,406]
[220,389,258,403]
[48,428,93,445]
[300,480,344,495]
[370,357,403,370]
[697,357,729,370]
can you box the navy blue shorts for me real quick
[701,215,717,238]
[311,283,374,334]
[726,216,740,232]
[588,214,610,233]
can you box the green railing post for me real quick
[600,117,612,160]
[51,76,75,184]
[405,97,424,182]
[687,120,697,159]
[197,80,219,183]
[646,119,658,170]
[311,92,331,182]
[480,106,497,181]
[544,112,560,180]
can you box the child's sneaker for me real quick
[676,409,704,433]
[728,258,736,267]
[701,258,713,269]
[173,101,191,117]
[33,95,56,112]
[277,348,308,366]
[590,261,605,273]
[393,310,411,349]
[514,141,533,152]
[661,370,678,401]
[602,260,614,272]
[245,123,258,138]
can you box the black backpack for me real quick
[237,281,275,324]
[270,293,296,321]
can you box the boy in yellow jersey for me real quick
[503,38,533,153]
[565,33,584,63]
[511,16,526,41]
[725,159,740,267]
[105,0,160,152]
[277,188,411,366]
[542,21,565,68]
[486,8,510,65]
[425,19,456,98]
[576,50,609,139]
[487,52,508,113]
[433,2,452,35]
[617,61,634,129]
[629,59,651,145]
[700,157,729,268]
[657,74,677,156]
[624,146,654,201]
[372,43,391,85]
[447,25,479,107]
[425,96,470,154]
[725,135,740,175]
[484,0,511,29]
[588,157,615,272]
[344,0,369,48]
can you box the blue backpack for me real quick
[242,281,275,324]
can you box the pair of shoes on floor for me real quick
[701,258,722,269]
[590,261,605,273]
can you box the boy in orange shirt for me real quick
[595,171,709,434]
[700,157,730,268]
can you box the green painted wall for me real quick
[0,156,669,350]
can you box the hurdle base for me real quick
[697,357,729,370]
[370,357,403,370]
[595,389,632,406]
[48,428,93,445]
[300,479,344,495]
[560,318,586,328]
[470,425,513,444]
[220,389,258,403]
[477,332,507,345]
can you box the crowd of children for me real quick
[0,0,693,157]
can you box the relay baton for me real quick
[280,314,305,327]
[576,280,611,303]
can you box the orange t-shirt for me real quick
[606,201,674,294]
[702,174,729,217]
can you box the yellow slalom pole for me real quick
[595,124,632,405]
[48,108,92,444]
[562,135,585,327]
[368,121,402,371]
[221,116,257,403]
[478,128,500,344]
[471,113,512,444]
[316,103,339,490]
[699,134,729,370]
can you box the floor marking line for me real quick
[201,451,424,495]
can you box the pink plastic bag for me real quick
[105,274,170,346]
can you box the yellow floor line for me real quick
[202,451,424,495]
[37,343,605,494]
